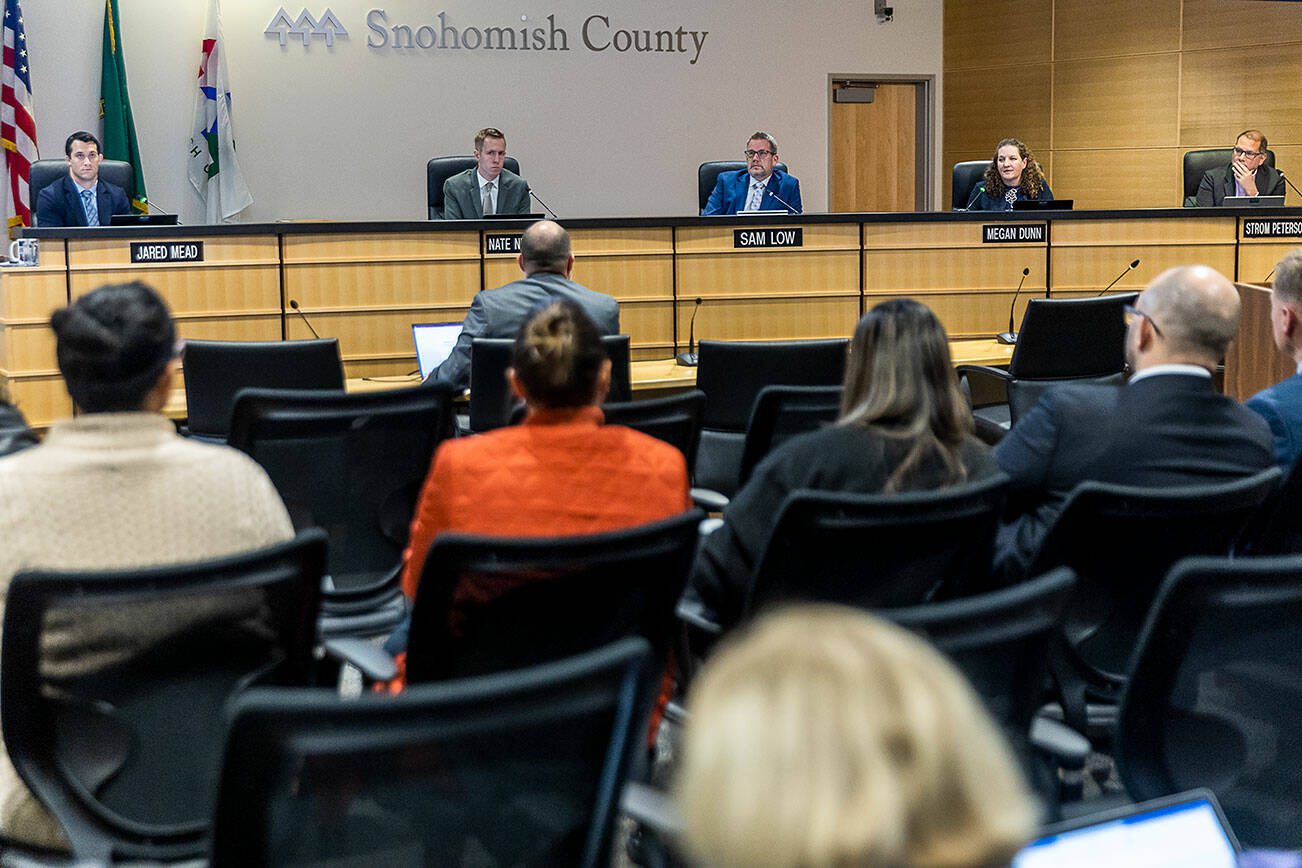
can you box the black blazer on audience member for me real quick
[993,373,1273,581]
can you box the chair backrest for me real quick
[738,384,843,488]
[952,159,989,209]
[602,390,706,470]
[212,637,652,868]
[697,160,789,213]
[1029,468,1282,681]
[0,530,326,863]
[1239,453,1302,555]
[30,159,137,225]
[426,155,522,219]
[182,338,344,440]
[406,509,703,683]
[470,334,632,432]
[1183,147,1276,202]
[696,338,848,432]
[227,382,458,593]
[747,475,1010,616]
[1116,554,1302,848]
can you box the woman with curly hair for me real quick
[965,137,1054,211]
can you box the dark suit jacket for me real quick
[703,168,803,215]
[1196,163,1285,206]
[965,181,1055,211]
[430,271,620,391]
[1247,371,1302,468]
[993,373,1274,579]
[35,175,131,227]
[441,168,530,220]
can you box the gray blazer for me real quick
[1196,163,1285,206]
[431,271,620,390]
[442,167,531,219]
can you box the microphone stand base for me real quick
[675,352,699,367]
[996,331,1018,345]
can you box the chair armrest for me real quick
[1030,715,1091,770]
[621,781,683,841]
[956,365,1013,410]
[676,598,722,637]
[322,637,398,682]
[690,487,729,514]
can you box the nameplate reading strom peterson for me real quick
[983,224,1045,243]
[733,227,803,248]
[484,233,523,254]
[1243,219,1302,239]
[130,241,204,264]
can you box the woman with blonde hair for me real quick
[688,298,999,628]
[675,605,1038,868]
[965,138,1054,211]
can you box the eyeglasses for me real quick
[743,149,774,159]
[1124,304,1163,338]
[1233,147,1264,159]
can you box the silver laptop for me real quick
[411,322,463,379]
[1013,790,1239,868]
[1222,195,1285,207]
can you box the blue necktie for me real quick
[81,189,98,226]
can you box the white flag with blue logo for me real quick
[188,0,251,222]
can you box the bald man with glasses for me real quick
[1196,129,1285,206]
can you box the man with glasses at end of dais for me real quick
[1196,129,1285,206]
[703,131,802,215]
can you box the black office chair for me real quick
[0,530,326,864]
[426,155,522,219]
[227,381,458,641]
[468,334,631,433]
[603,390,706,472]
[406,509,703,684]
[29,158,136,225]
[212,637,653,868]
[957,293,1137,444]
[1028,469,1281,724]
[737,385,842,489]
[951,159,989,210]
[693,338,848,501]
[1239,454,1302,556]
[697,160,788,213]
[1182,147,1276,207]
[182,338,344,442]
[1116,555,1302,847]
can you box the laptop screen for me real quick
[1014,793,1238,868]
[412,322,463,379]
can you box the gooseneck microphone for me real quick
[528,187,560,219]
[762,186,801,215]
[676,297,703,367]
[138,195,180,223]
[996,267,1032,345]
[1095,259,1142,297]
[1278,170,1302,201]
[1266,267,1277,284]
[288,299,321,339]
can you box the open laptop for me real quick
[1223,195,1285,207]
[1014,790,1239,868]
[412,322,463,379]
[109,213,180,226]
[1013,199,1075,211]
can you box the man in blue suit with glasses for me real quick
[703,131,802,215]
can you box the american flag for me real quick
[0,0,36,233]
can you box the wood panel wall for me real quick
[943,0,1302,210]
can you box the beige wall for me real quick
[23,1,944,222]
[943,0,1302,210]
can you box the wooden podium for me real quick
[1226,283,1292,402]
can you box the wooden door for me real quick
[830,82,921,212]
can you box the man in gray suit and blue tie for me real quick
[442,127,531,220]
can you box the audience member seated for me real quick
[688,299,999,629]
[399,300,689,631]
[0,387,36,458]
[1247,248,1302,468]
[964,137,1054,211]
[0,281,293,851]
[995,265,1273,580]
[428,219,619,392]
[675,605,1037,868]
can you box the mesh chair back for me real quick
[212,638,651,868]
[0,531,326,863]
[1183,148,1276,202]
[1116,555,1302,847]
[30,159,137,225]
[747,475,1009,616]
[227,383,457,637]
[406,509,703,683]
[1238,455,1302,556]
[426,155,522,219]
[602,390,705,470]
[951,160,989,209]
[738,385,842,487]
[182,338,344,440]
[697,160,788,213]
[1030,469,1281,681]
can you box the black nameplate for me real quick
[484,232,523,254]
[130,241,204,263]
[733,227,803,248]
[1243,219,1302,239]
[983,224,1046,243]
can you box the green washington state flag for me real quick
[100,0,147,213]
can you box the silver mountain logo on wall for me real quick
[265,8,348,47]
